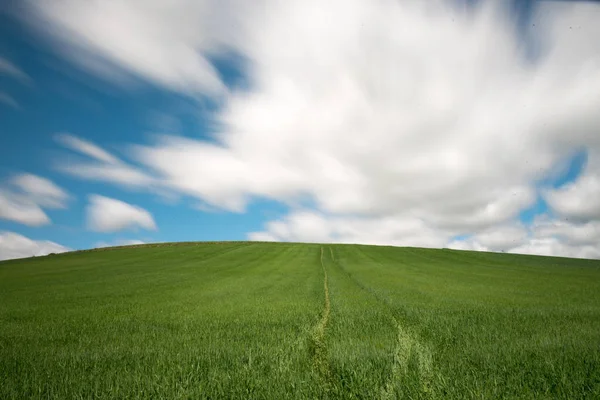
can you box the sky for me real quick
[1,0,600,261]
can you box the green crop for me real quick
[1,242,599,399]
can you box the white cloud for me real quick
[0,231,70,261]
[25,0,252,96]
[545,176,600,221]
[447,224,525,252]
[0,174,69,226]
[510,238,600,260]
[531,216,600,247]
[30,1,600,258]
[0,192,49,226]
[448,224,530,253]
[119,239,146,246]
[544,151,600,222]
[126,1,598,221]
[86,195,157,232]
[447,217,600,259]
[11,173,70,209]
[248,210,451,248]
[94,239,146,248]
[130,0,600,235]
[423,186,536,231]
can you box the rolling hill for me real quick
[1,242,599,399]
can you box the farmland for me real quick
[1,242,599,399]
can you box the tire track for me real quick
[380,317,435,400]
[309,247,332,390]
[330,247,436,399]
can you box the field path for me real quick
[309,247,332,390]
[329,246,436,399]
[354,247,436,399]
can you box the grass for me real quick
[1,242,599,398]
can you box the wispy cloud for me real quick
[56,133,122,164]
[0,174,69,226]
[11,173,70,209]
[25,0,243,96]
[0,57,32,84]
[86,194,157,233]
[0,192,50,226]
[55,133,156,188]
[0,58,31,109]
[0,92,19,108]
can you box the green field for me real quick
[1,242,600,399]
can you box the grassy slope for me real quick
[1,242,599,399]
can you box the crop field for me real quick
[1,242,600,399]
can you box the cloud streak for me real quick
[0,57,32,109]
[55,133,156,189]
[0,92,19,108]
[0,174,69,226]
[25,0,252,96]
[86,195,157,233]
[11,174,70,209]
[0,57,31,84]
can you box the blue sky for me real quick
[1,0,600,260]
[0,8,274,250]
